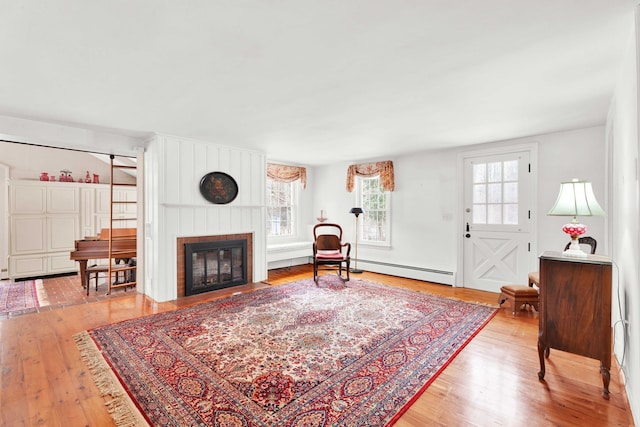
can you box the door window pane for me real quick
[487,204,502,224]
[504,160,518,181]
[473,184,486,204]
[487,183,502,203]
[473,163,486,183]
[471,159,519,225]
[503,204,518,225]
[504,182,518,203]
[488,162,502,182]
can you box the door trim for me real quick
[455,142,538,288]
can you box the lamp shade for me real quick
[547,180,606,217]
[349,207,364,216]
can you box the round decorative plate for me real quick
[199,172,238,204]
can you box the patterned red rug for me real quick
[75,277,497,426]
[0,279,39,317]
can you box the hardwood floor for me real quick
[0,266,634,426]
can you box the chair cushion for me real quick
[500,284,539,297]
[316,251,344,259]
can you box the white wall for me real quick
[607,9,639,424]
[532,127,608,259]
[310,149,460,284]
[312,126,607,286]
[144,134,267,302]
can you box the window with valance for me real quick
[346,160,394,192]
[266,163,306,238]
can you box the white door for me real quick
[462,151,532,293]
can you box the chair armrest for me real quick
[342,242,351,256]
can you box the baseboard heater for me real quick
[356,259,455,286]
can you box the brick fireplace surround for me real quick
[176,233,253,297]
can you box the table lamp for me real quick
[547,179,606,257]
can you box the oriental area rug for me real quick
[75,276,497,426]
[0,279,41,317]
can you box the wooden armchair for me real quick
[313,223,351,283]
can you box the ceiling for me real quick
[0,1,637,166]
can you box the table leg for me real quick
[537,339,546,380]
[600,364,611,399]
[77,260,88,289]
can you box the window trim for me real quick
[266,177,300,243]
[355,175,391,247]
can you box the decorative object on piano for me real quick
[93,173,99,184]
[59,169,74,182]
[199,172,238,204]
[39,172,49,181]
[85,171,92,183]
[547,179,606,257]
[317,209,328,222]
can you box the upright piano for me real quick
[70,228,137,287]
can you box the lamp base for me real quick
[350,268,364,274]
[562,248,588,258]
[562,236,588,258]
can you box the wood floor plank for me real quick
[0,266,635,426]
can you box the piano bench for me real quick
[86,261,135,295]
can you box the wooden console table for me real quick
[537,251,612,399]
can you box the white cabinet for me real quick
[9,180,138,279]
[9,181,81,279]
[95,187,137,230]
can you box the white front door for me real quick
[462,150,533,293]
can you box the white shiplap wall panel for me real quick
[192,207,206,235]
[179,140,195,205]
[206,144,220,172]
[145,133,266,302]
[193,143,208,204]
[163,139,182,203]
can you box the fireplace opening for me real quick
[184,239,247,296]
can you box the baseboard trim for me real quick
[356,259,455,285]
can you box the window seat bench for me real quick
[267,241,312,270]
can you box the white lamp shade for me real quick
[548,180,606,217]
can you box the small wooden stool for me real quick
[499,284,539,315]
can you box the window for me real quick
[356,175,390,245]
[266,178,297,237]
[472,159,518,225]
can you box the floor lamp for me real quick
[349,207,364,273]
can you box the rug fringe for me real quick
[74,331,149,427]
